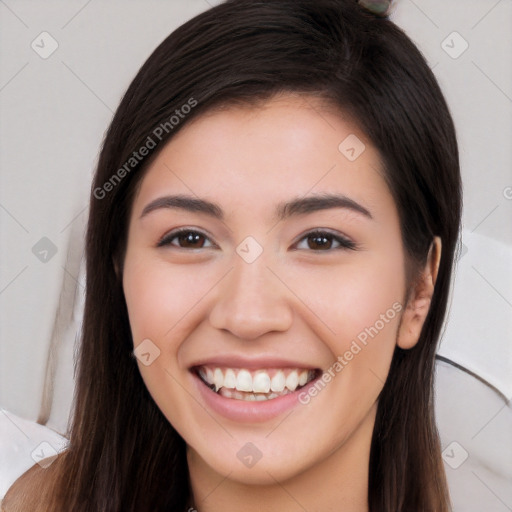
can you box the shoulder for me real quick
[1,455,62,512]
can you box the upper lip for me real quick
[188,355,319,370]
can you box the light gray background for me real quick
[0,0,511,509]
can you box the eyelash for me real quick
[157,228,357,252]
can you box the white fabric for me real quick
[438,230,512,399]
[435,360,512,510]
[0,409,68,501]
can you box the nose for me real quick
[208,253,294,340]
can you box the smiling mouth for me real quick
[194,366,320,402]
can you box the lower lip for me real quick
[191,371,319,423]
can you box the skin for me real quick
[122,93,441,512]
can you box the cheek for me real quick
[288,250,406,401]
[123,255,215,343]
[122,255,211,433]
[291,253,405,345]
[282,256,405,446]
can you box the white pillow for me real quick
[0,409,68,501]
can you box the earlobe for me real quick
[397,236,442,349]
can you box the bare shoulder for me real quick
[1,455,63,512]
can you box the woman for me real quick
[2,0,462,510]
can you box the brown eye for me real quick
[157,229,214,249]
[295,230,356,251]
[176,231,206,248]
[307,233,333,250]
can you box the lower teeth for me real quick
[218,387,291,401]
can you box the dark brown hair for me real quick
[45,0,461,510]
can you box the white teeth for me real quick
[285,371,299,392]
[252,372,271,393]
[270,371,286,392]
[198,366,316,397]
[236,369,253,392]
[298,370,309,386]
[224,369,237,389]
[213,368,224,392]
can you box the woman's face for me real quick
[122,94,409,485]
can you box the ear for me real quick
[397,236,442,349]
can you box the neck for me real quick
[187,403,376,512]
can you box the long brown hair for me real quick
[46,0,461,510]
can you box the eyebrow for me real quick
[140,193,373,221]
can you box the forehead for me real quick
[131,94,395,225]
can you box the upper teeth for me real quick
[198,367,314,393]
